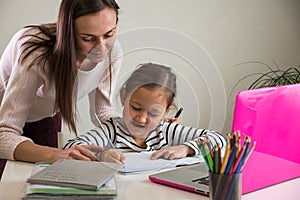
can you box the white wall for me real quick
[1,0,300,141]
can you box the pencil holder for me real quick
[209,171,242,200]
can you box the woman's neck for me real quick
[76,58,97,71]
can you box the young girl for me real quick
[64,63,226,164]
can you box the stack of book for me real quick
[22,159,122,200]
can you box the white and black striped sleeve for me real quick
[162,122,226,156]
[63,122,114,149]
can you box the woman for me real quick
[0,0,122,177]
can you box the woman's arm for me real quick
[14,140,100,162]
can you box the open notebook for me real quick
[121,152,204,174]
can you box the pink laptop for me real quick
[149,83,300,195]
[232,83,300,194]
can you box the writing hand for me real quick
[164,118,180,123]
[164,107,183,124]
[96,149,126,165]
[150,145,193,160]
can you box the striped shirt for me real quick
[64,117,227,156]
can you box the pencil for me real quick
[174,107,183,118]
[235,131,241,158]
[220,142,230,174]
[217,144,222,173]
[232,143,246,173]
[214,145,220,173]
[239,141,256,171]
[197,139,210,168]
[224,143,238,174]
[94,113,116,149]
[203,143,214,172]
[234,136,250,172]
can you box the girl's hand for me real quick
[96,149,126,165]
[164,118,180,123]
[164,108,183,123]
[150,145,194,160]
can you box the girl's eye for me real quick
[130,105,141,111]
[148,113,160,118]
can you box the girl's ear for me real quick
[164,106,172,117]
[120,87,126,106]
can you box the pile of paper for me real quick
[22,160,122,200]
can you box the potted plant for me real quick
[232,61,300,90]
[248,65,300,89]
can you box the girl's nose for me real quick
[134,112,148,124]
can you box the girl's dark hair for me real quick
[19,0,120,134]
[122,63,177,109]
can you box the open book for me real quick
[27,160,122,191]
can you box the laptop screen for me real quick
[232,83,300,194]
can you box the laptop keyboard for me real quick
[192,176,209,185]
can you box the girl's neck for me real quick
[133,137,147,149]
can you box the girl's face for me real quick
[123,87,170,141]
[74,7,117,67]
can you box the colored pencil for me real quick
[204,143,214,172]
[239,141,256,171]
[220,142,230,174]
[214,145,220,173]
[232,143,246,173]
[224,143,238,174]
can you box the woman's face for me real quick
[74,7,117,66]
[122,87,169,140]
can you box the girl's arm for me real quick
[63,126,108,149]
[151,122,226,160]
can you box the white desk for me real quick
[1,160,300,200]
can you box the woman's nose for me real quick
[94,39,105,51]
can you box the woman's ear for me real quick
[120,87,126,106]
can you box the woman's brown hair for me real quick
[19,0,120,134]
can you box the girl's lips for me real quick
[131,121,146,129]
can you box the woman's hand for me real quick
[60,144,104,161]
[150,145,194,160]
[96,149,125,165]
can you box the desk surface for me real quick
[1,160,300,200]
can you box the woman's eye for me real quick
[104,34,114,39]
[82,37,95,42]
